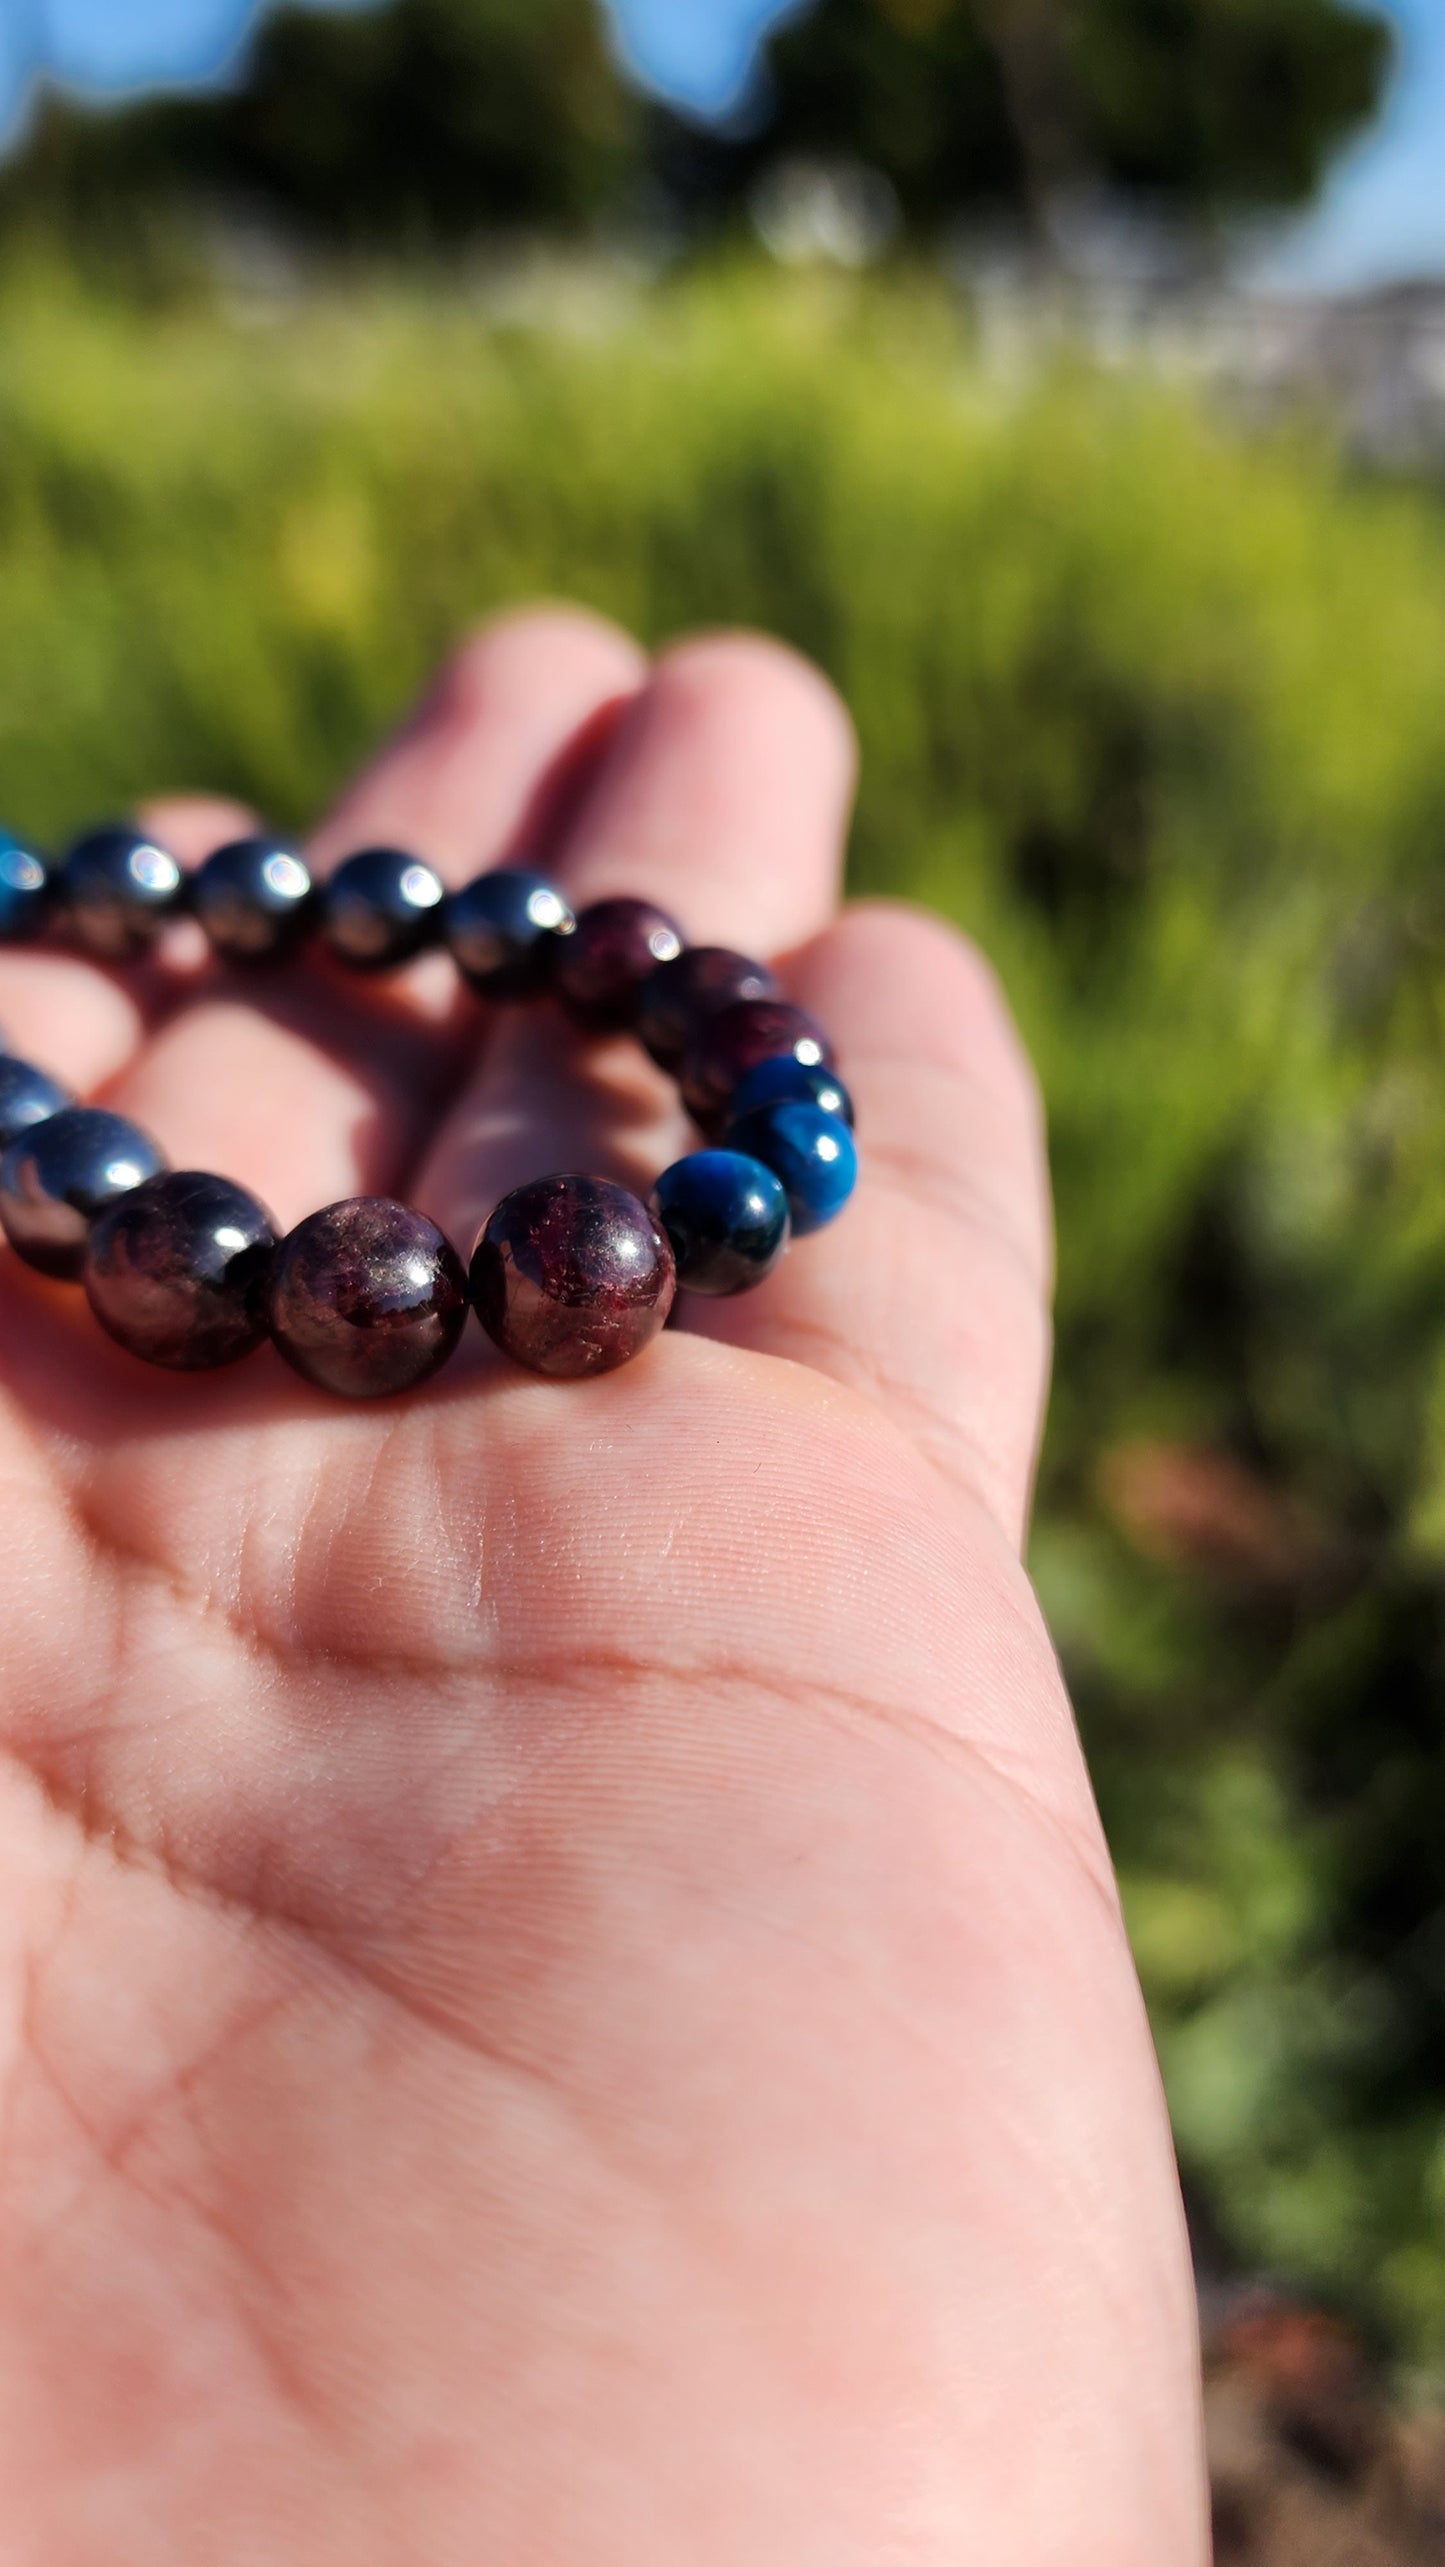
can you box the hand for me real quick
[0,610,1205,2564]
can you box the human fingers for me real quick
[140,794,263,869]
[308,604,642,883]
[97,611,647,1229]
[417,633,855,1244]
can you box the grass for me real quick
[5,251,1445,2373]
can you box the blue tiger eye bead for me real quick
[650,1150,790,1296]
[724,1102,858,1237]
[62,825,186,959]
[322,848,445,971]
[445,868,575,998]
[192,837,316,963]
[729,1054,855,1128]
[0,1106,167,1278]
[0,1055,72,1148]
[0,835,53,942]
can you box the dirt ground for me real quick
[1206,2292,1445,2562]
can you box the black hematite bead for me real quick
[444,868,576,999]
[268,1197,468,1397]
[192,838,316,963]
[552,898,684,1031]
[0,835,53,942]
[0,1054,73,1149]
[84,1171,276,1370]
[470,1172,676,1377]
[635,947,779,1073]
[63,826,186,960]
[0,1107,167,1278]
[679,998,836,1132]
[322,848,445,972]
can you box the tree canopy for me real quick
[677,0,1394,232]
[0,0,637,251]
[0,0,1394,252]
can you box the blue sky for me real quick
[1251,0,1445,288]
[0,0,1440,290]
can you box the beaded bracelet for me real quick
[0,823,857,1397]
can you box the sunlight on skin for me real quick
[0,608,1207,2564]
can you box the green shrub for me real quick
[4,256,1445,2370]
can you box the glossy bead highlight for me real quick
[553,898,684,1031]
[322,848,445,972]
[193,837,316,963]
[724,1101,858,1236]
[0,835,53,942]
[85,1171,276,1369]
[470,1173,675,1376]
[445,868,575,999]
[269,1197,468,1397]
[62,826,186,959]
[680,998,836,1131]
[651,1149,789,1296]
[636,947,778,1072]
[0,1107,167,1277]
[729,1053,855,1128]
[0,1054,72,1149]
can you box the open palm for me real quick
[0,610,1204,2563]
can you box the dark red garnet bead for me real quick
[470,1173,676,1377]
[84,1171,276,1370]
[269,1197,468,1398]
[635,946,778,1073]
[552,898,684,1031]
[680,998,836,1132]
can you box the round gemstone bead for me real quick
[680,998,836,1131]
[729,1053,855,1128]
[269,1197,468,1397]
[62,826,186,960]
[724,1102,858,1236]
[0,1107,167,1278]
[322,848,445,971]
[0,835,53,942]
[470,1173,676,1376]
[650,1149,790,1297]
[0,1054,72,1148]
[192,837,316,963]
[84,1171,276,1370]
[635,947,779,1073]
[553,898,683,1031]
[445,868,575,999]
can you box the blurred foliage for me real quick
[676,0,1392,231]
[0,0,1392,253]
[0,0,640,256]
[2,258,1445,2372]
